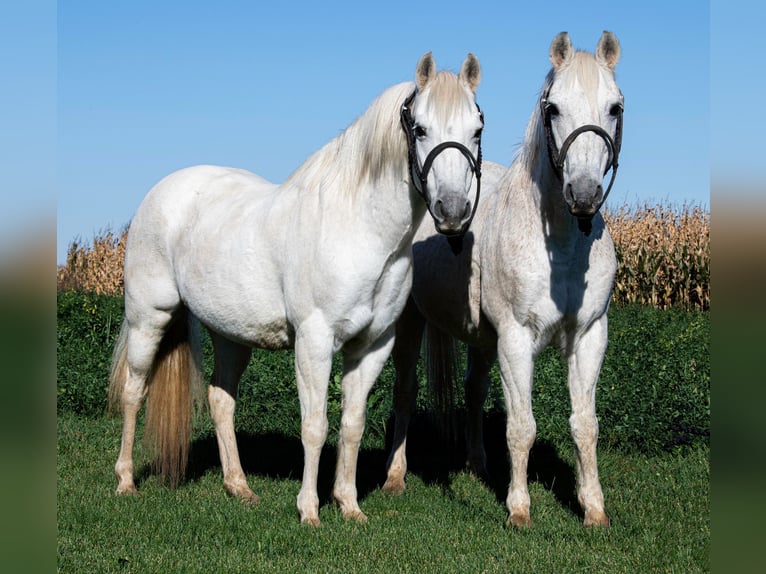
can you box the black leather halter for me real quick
[400,90,484,240]
[541,86,623,235]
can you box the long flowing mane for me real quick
[283,81,414,198]
[283,70,473,201]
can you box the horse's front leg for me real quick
[496,328,536,528]
[567,315,610,527]
[334,326,396,521]
[294,318,334,526]
[208,334,257,503]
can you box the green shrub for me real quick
[597,304,710,453]
[56,291,124,416]
[56,293,709,455]
[460,306,709,455]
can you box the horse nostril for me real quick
[462,201,471,220]
[432,199,445,221]
[565,182,575,205]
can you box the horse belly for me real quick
[192,294,294,350]
[176,249,294,351]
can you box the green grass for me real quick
[56,293,710,571]
[57,413,709,573]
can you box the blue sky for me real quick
[17,1,713,264]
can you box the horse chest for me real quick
[319,247,414,349]
[485,246,608,347]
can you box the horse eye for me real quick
[609,103,623,117]
[414,125,427,138]
[474,127,483,139]
[545,103,560,117]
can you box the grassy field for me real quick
[57,412,709,573]
[56,265,710,572]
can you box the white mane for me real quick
[283,81,414,199]
[283,70,475,202]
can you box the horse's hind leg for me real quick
[567,316,610,527]
[382,298,426,495]
[334,326,396,522]
[207,333,257,503]
[464,345,496,479]
[113,312,174,495]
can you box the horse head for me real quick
[402,52,484,236]
[541,31,623,234]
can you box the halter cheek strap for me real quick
[541,88,624,235]
[400,90,484,240]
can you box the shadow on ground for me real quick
[138,412,580,518]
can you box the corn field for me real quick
[57,227,127,296]
[603,203,709,310]
[56,203,710,310]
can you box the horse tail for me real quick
[142,309,204,488]
[424,323,459,442]
[107,318,130,415]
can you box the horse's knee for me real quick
[506,417,536,451]
[569,412,599,445]
[301,418,329,450]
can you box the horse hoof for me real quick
[238,492,261,505]
[343,509,369,523]
[115,484,138,496]
[381,477,406,496]
[225,483,260,505]
[584,511,610,528]
[301,516,321,528]
[506,512,533,529]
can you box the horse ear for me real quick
[596,31,621,69]
[416,52,436,90]
[549,31,573,68]
[460,53,481,93]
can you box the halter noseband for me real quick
[400,90,484,242]
[541,87,623,235]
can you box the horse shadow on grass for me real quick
[390,412,581,519]
[137,411,580,519]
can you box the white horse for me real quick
[383,32,623,528]
[108,52,484,526]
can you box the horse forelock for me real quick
[284,82,412,198]
[423,70,476,125]
[555,51,609,115]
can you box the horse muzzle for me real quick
[564,176,603,218]
[431,196,472,235]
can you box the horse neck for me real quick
[494,120,580,250]
[339,87,431,246]
[282,101,423,247]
